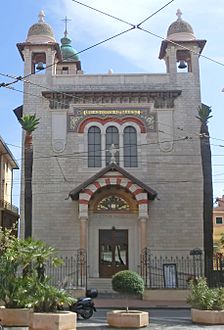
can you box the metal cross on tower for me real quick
[61,16,72,36]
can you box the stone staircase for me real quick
[86,278,138,299]
[87,278,129,298]
[87,278,113,296]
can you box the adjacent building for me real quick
[213,196,224,251]
[15,9,206,285]
[0,136,19,230]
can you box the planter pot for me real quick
[0,307,31,326]
[191,308,224,325]
[107,310,149,328]
[29,311,76,330]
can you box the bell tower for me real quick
[159,9,206,79]
[17,10,62,77]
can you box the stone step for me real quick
[87,278,113,293]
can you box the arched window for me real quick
[124,126,138,167]
[88,126,101,167]
[106,126,119,165]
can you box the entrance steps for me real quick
[87,278,113,294]
[87,278,140,299]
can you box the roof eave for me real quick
[159,39,207,59]
[69,163,157,201]
[0,136,19,169]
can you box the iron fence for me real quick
[140,248,203,289]
[212,253,224,287]
[45,249,87,289]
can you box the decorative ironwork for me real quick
[45,249,87,289]
[213,253,224,287]
[140,248,203,289]
[97,195,130,211]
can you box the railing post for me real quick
[76,248,87,289]
[140,248,151,288]
[190,248,203,278]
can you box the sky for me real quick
[0,0,224,208]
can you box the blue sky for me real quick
[0,0,224,207]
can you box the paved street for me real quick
[77,308,224,329]
[3,309,224,330]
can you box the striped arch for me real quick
[79,176,148,218]
[78,116,146,133]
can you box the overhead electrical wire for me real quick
[1,0,224,94]
[71,0,135,27]
[0,1,223,152]
[0,1,223,201]
[0,27,134,89]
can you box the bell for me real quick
[178,60,187,69]
[36,62,44,70]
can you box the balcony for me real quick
[0,199,19,215]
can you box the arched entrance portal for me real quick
[89,186,138,278]
[69,163,157,278]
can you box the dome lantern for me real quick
[166,9,196,41]
[159,9,206,75]
[26,10,56,43]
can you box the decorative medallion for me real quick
[97,195,130,211]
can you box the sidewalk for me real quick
[95,297,189,309]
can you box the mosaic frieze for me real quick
[67,108,157,133]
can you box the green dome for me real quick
[60,35,79,61]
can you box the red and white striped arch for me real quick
[79,175,149,219]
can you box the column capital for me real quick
[79,216,88,221]
[138,216,148,222]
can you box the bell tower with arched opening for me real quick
[159,9,206,81]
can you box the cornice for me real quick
[42,89,181,109]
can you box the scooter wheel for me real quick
[81,308,93,319]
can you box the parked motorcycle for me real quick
[69,288,98,319]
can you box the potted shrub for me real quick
[0,227,32,326]
[18,238,77,330]
[29,278,77,330]
[187,277,224,325]
[0,226,77,329]
[107,270,149,328]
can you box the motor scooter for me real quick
[69,288,98,319]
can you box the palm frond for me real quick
[20,114,40,134]
[197,104,212,125]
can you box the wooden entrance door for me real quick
[99,229,128,278]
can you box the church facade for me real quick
[16,10,206,282]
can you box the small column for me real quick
[191,45,200,80]
[166,46,177,76]
[101,133,106,167]
[46,49,57,77]
[119,132,124,167]
[138,217,147,252]
[23,48,33,76]
[79,217,88,250]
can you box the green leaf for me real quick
[197,104,212,125]
[20,114,40,134]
